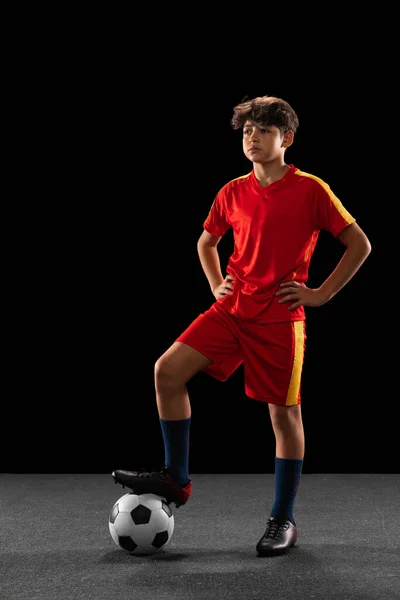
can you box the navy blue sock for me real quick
[159,417,191,487]
[270,457,304,525]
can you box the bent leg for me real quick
[155,341,213,420]
[112,343,212,501]
[155,342,212,487]
[154,306,240,488]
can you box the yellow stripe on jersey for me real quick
[294,169,355,224]
[286,321,305,406]
[227,172,252,184]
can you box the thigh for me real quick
[241,320,307,406]
[174,304,243,382]
[156,341,214,384]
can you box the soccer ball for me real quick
[108,492,175,556]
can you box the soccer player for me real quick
[112,95,371,555]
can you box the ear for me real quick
[282,130,294,149]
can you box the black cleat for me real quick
[256,517,298,555]
[112,467,192,508]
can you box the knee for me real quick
[154,356,178,391]
[269,404,302,432]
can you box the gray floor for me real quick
[1,473,399,600]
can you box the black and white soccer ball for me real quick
[108,492,175,556]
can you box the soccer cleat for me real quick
[112,467,192,508]
[256,517,298,556]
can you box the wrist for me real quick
[317,285,334,303]
[210,278,223,293]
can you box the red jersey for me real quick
[203,164,355,323]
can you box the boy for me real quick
[112,95,371,555]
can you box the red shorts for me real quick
[176,303,307,406]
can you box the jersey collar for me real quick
[250,164,297,194]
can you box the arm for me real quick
[318,221,372,302]
[276,222,372,309]
[197,230,225,294]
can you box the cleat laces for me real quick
[264,518,290,539]
[135,467,167,480]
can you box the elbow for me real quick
[341,225,372,258]
[362,232,372,257]
[357,238,372,267]
[354,237,372,262]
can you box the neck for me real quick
[253,160,290,188]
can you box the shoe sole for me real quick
[112,472,184,508]
[256,543,296,556]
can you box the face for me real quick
[242,120,293,163]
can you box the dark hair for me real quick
[231,95,299,135]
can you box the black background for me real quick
[5,26,394,475]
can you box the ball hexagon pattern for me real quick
[109,492,175,556]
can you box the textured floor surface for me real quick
[1,473,399,600]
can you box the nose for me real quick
[249,129,259,141]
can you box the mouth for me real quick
[248,147,261,153]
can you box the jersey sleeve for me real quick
[314,180,356,237]
[203,187,231,237]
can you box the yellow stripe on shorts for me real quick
[286,321,305,406]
